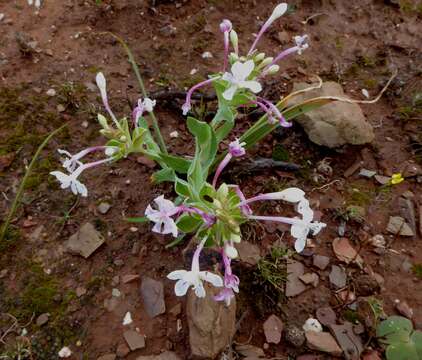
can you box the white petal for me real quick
[222,72,234,82]
[269,3,288,23]
[294,237,307,253]
[240,80,262,94]
[162,218,178,238]
[122,312,133,325]
[194,282,206,298]
[223,85,238,101]
[70,181,78,195]
[174,279,191,296]
[154,195,176,213]
[96,72,106,93]
[279,188,305,203]
[50,171,69,183]
[145,204,159,219]
[200,271,223,287]
[167,269,188,280]
[151,221,164,234]
[232,60,254,81]
[298,199,313,222]
[77,181,88,197]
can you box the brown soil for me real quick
[0,0,421,359]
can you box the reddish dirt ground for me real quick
[0,0,421,359]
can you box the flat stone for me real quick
[398,198,416,236]
[98,202,111,214]
[140,276,166,318]
[65,223,105,258]
[332,237,363,265]
[359,169,377,178]
[263,314,283,344]
[386,216,414,236]
[330,323,363,360]
[187,283,236,359]
[122,274,140,284]
[316,307,337,326]
[36,313,50,326]
[286,260,307,297]
[395,301,413,319]
[374,175,391,185]
[123,330,145,351]
[287,81,374,148]
[305,331,342,356]
[235,344,265,358]
[136,352,181,360]
[97,355,116,360]
[76,287,87,297]
[235,241,261,265]
[329,265,347,289]
[299,273,319,287]
[313,255,330,270]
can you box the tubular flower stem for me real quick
[212,153,232,188]
[229,185,253,216]
[240,187,305,206]
[220,20,232,72]
[182,77,220,115]
[257,97,291,127]
[96,72,119,127]
[58,146,112,173]
[265,35,309,71]
[250,100,277,124]
[178,205,216,227]
[214,250,239,306]
[248,3,288,56]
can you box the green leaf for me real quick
[176,214,202,233]
[159,154,191,173]
[411,331,422,357]
[377,316,413,344]
[126,216,149,223]
[215,120,234,143]
[165,234,186,248]
[188,155,204,198]
[175,178,191,198]
[152,168,175,184]
[386,342,419,360]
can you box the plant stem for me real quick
[0,124,67,242]
[107,32,168,154]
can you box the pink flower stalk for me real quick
[248,3,288,56]
[182,77,220,115]
[264,35,309,70]
[132,97,156,127]
[240,187,305,206]
[258,97,291,127]
[229,185,252,216]
[220,19,232,71]
[178,205,216,227]
[58,146,112,172]
[96,72,119,126]
[212,139,246,188]
[214,250,239,306]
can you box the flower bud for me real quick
[254,52,266,62]
[225,244,238,259]
[230,233,241,243]
[98,114,109,129]
[229,52,239,63]
[265,64,280,75]
[259,57,274,67]
[220,19,232,33]
[268,3,288,25]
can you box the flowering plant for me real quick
[51,3,389,303]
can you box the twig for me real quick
[311,179,342,192]
[301,13,328,25]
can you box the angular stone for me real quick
[97,355,116,360]
[287,82,374,148]
[98,202,111,214]
[116,343,130,358]
[263,314,283,344]
[313,255,330,270]
[285,325,306,348]
[36,313,50,326]
[329,265,347,289]
[299,273,319,287]
[65,223,105,258]
[398,198,416,236]
[235,344,265,358]
[136,352,181,360]
[286,260,307,297]
[187,283,236,359]
[386,216,414,236]
[235,241,261,265]
[330,323,363,360]
[140,276,166,318]
[332,237,363,265]
[305,331,342,356]
[316,307,337,326]
[123,330,145,351]
[122,274,140,284]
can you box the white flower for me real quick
[268,3,288,24]
[303,318,323,333]
[142,98,156,112]
[50,171,88,197]
[145,195,179,237]
[167,239,223,297]
[222,60,262,101]
[123,312,133,325]
[58,346,72,358]
[291,199,326,252]
[96,72,107,104]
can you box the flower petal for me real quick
[232,60,254,80]
[167,269,188,280]
[294,236,307,253]
[194,282,206,298]
[162,218,178,237]
[200,271,223,287]
[279,188,306,203]
[154,195,176,213]
[223,85,238,101]
[241,80,262,94]
[174,279,191,296]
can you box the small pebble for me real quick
[123,311,133,325]
[170,131,179,138]
[46,88,56,96]
[202,51,213,59]
[112,288,121,297]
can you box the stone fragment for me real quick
[362,350,382,360]
[305,331,342,356]
[368,234,386,248]
[140,276,166,318]
[235,344,265,358]
[187,283,235,359]
[135,352,182,360]
[263,314,283,344]
[316,307,337,326]
[97,355,116,360]
[386,216,414,236]
[65,223,105,258]
[122,274,140,284]
[287,82,374,148]
[313,255,330,270]
[285,325,305,348]
[329,265,347,289]
[98,202,111,214]
[116,343,130,358]
[395,301,413,319]
[303,318,323,333]
[286,260,307,297]
[36,313,50,326]
[374,175,390,185]
[299,273,319,287]
[359,169,376,178]
[332,238,363,265]
[398,198,416,236]
[123,330,145,351]
[235,241,261,265]
[76,287,87,297]
[330,323,363,360]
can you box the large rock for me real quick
[187,283,236,359]
[305,331,342,356]
[288,82,374,148]
[140,276,166,318]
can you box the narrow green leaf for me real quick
[126,216,149,223]
[152,168,175,184]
